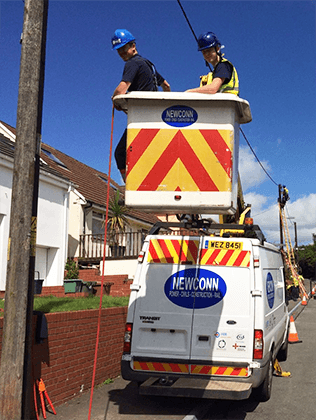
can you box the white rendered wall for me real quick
[0,157,70,290]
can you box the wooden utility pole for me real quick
[0,1,48,419]
[278,184,284,249]
[294,222,298,250]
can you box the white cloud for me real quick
[239,146,271,191]
[244,192,316,245]
[238,147,315,244]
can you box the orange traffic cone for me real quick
[311,287,315,296]
[301,295,308,306]
[288,315,302,344]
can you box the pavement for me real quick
[45,283,315,420]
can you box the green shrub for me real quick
[64,258,79,279]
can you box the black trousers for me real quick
[114,129,127,170]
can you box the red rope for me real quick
[88,105,115,420]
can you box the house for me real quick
[0,121,161,289]
[0,130,72,293]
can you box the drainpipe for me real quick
[62,185,71,273]
[83,201,93,235]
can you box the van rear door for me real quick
[189,238,255,365]
[130,236,201,365]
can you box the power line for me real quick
[176,0,212,72]
[239,127,279,186]
[176,0,281,190]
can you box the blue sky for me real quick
[1,0,316,245]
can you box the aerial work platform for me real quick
[114,92,252,214]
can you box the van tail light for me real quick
[123,323,133,353]
[253,329,263,359]
[138,251,145,263]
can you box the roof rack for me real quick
[149,219,266,245]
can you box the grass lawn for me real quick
[0,295,129,316]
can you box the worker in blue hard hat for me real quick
[186,32,239,95]
[111,29,170,182]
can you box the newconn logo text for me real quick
[172,276,219,292]
[165,109,195,119]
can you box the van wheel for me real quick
[254,354,273,402]
[277,331,289,362]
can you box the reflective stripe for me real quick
[133,361,249,377]
[199,58,239,95]
[133,361,189,373]
[219,63,239,94]
[191,365,249,376]
[199,249,251,267]
[147,239,200,264]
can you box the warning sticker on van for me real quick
[164,268,227,309]
[148,238,199,264]
[200,248,251,267]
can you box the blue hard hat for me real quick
[111,29,135,50]
[197,32,221,51]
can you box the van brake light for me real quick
[253,329,263,359]
[123,323,133,353]
[138,251,145,263]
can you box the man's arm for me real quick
[186,77,224,94]
[112,81,131,110]
[160,80,171,92]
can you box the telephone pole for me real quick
[278,184,284,249]
[0,1,48,419]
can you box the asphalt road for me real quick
[46,291,316,420]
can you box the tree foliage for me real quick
[107,190,129,245]
[297,243,316,279]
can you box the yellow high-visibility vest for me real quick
[200,58,239,95]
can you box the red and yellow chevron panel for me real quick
[133,361,249,377]
[126,128,233,192]
[191,365,249,377]
[148,238,200,264]
[199,249,251,267]
[133,361,189,373]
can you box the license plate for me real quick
[205,241,243,250]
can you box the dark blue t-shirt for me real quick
[213,61,233,85]
[122,54,164,92]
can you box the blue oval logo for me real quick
[266,272,275,308]
[164,268,226,309]
[162,105,198,127]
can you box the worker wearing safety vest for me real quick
[186,32,239,95]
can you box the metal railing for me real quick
[79,228,205,261]
[79,231,146,260]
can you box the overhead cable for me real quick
[239,127,279,187]
[176,0,281,190]
[176,0,212,72]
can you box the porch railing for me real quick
[79,228,203,260]
[79,231,146,260]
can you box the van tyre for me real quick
[254,354,273,402]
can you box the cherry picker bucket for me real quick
[113,92,252,214]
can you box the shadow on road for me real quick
[106,380,261,419]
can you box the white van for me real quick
[121,229,289,401]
